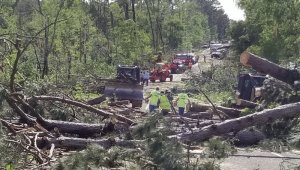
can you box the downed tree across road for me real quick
[174,102,300,142]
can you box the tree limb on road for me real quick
[173,102,300,142]
[29,95,134,125]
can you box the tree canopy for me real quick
[230,0,300,63]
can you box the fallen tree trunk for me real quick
[41,120,122,137]
[29,96,134,124]
[183,112,213,119]
[7,93,122,137]
[240,51,300,85]
[190,103,240,118]
[86,95,106,105]
[38,136,140,149]
[235,98,258,109]
[175,102,300,142]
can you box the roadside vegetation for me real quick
[1,0,300,169]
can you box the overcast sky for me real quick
[218,0,245,21]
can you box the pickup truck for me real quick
[170,53,199,73]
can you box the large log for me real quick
[29,96,134,124]
[183,112,213,119]
[37,136,140,149]
[235,98,258,109]
[41,120,124,137]
[86,95,106,105]
[190,102,240,118]
[240,51,300,85]
[174,102,300,142]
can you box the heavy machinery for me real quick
[236,73,266,101]
[149,63,173,82]
[102,65,143,108]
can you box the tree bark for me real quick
[131,0,136,22]
[190,102,240,118]
[175,102,300,142]
[183,112,213,119]
[86,95,107,105]
[37,136,140,149]
[235,98,258,109]
[145,0,156,51]
[240,51,300,85]
[41,120,119,137]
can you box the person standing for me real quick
[140,71,145,85]
[145,87,160,112]
[175,92,191,116]
[159,90,171,115]
[188,61,193,69]
[143,70,150,86]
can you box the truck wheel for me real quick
[131,100,143,108]
[169,75,173,82]
[160,76,166,82]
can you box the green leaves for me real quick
[235,0,300,61]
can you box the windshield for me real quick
[175,54,189,59]
[210,44,223,49]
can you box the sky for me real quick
[218,0,245,21]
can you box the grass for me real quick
[193,91,232,105]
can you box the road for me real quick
[220,149,300,170]
[143,49,300,170]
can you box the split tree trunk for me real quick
[190,103,240,118]
[240,51,300,85]
[175,102,300,142]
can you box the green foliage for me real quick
[0,128,24,168]
[240,107,256,116]
[55,145,136,169]
[188,61,238,104]
[205,138,236,159]
[195,161,221,170]
[261,118,300,139]
[258,139,290,153]
[234,0,300,62]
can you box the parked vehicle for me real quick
[236,73,267,101]
[170,53,198,73]
[149,63,173,82]
[210,43,227,59]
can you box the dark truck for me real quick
[236,73,267,101]
[210,43,228,59]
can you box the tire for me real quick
[150,79,155,83]
[160,76,166,82]
[131,100,143,108]
[169,75,173,82]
